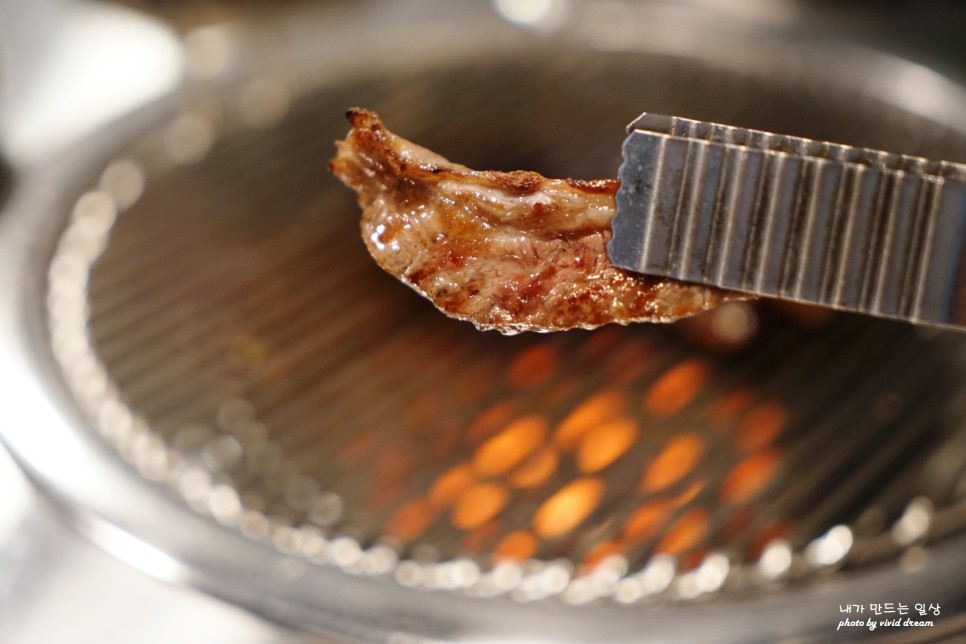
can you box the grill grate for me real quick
[47,55,966,603]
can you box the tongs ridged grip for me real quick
[608,113,966,330]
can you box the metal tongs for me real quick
[607,113,966,331]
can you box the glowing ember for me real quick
[533,477,605,538]
[640,432,705,492]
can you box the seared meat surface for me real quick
[330,108,731,334]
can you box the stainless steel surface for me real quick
[608,113,966,330]
[0,0,182,166]
[0,443,320,644]
[3,1,966,642]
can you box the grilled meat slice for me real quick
[331,108,733,334]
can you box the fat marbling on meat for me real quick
[330,108,732,334]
